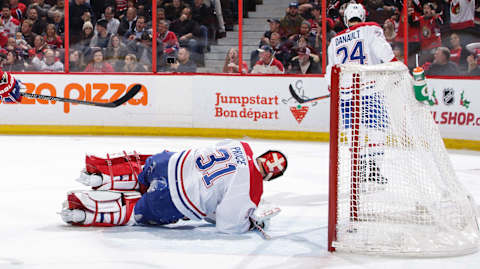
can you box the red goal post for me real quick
[328,62,480,256]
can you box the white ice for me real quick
[0,135,479,269]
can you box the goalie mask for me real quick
[256,150,287,181]
[343,3,366,26]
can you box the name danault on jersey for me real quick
[335,29,361,46]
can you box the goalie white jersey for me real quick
[167,140,264,233]
[327,22,395,67]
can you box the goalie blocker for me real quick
[60,140,287,234]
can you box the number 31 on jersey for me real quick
[195,149,236,188]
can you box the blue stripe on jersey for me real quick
[174,150,201,219]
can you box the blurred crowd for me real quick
[240,0,480,75]
[1,0,479,75]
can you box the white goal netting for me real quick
[329,62,480,256]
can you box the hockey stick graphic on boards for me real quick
[289,84,330,104]
[21,84,142,108]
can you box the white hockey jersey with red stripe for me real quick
[327,22,395,67]
[450,0,475,30]
[167,140,263,234]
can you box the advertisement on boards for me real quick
[426,79,480,140]
[193,76,328,132]
[0,74,193,127]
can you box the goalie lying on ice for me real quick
[60,140,287,234]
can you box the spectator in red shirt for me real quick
[157,19,179,56]
[223,47,248,74]
[44,23,63,49]
[448,32,469,71]
[9,0,26,21]
[84,48,115,72]
[412,2,443,64]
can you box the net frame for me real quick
[328,62,480,256]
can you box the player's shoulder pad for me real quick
[336,21,382,36]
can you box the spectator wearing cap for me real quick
[31,48,64,72]
[289,20,317,53]
[262,18,285,44]
[90,19,112,48]
[69,0,94,45]
[288,47,321,74]
[280,2,304,40]
[424,47,460,76]
[251,45,285,74]
[84,48,115,72]
[76,21,94,50]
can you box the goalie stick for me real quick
[289,85,330,104]
[20,84,142,108]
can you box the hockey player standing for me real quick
[326,3,398,184]
[326,3,396,69]
[60,140,287,234]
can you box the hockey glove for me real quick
[0,73,22,103]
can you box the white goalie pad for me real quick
[76,170,140,191]
[61,190,141,227]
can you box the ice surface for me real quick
[0,135,479,269]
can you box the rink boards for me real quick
[0,74,478,150]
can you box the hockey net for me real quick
[328,62,480,256]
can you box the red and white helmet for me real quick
[343,3,366,26]
[256,150,287,181]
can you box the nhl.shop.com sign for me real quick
[428,79,480,140]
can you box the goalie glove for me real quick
[0,72,22,103]
[249,201,281,231]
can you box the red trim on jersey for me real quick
[180,150,207,217]
[336,22,381,36]
[241,142,263,206]
[450,20,474,30]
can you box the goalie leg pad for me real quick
[80,151,151,191]
[60,190,141,227]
